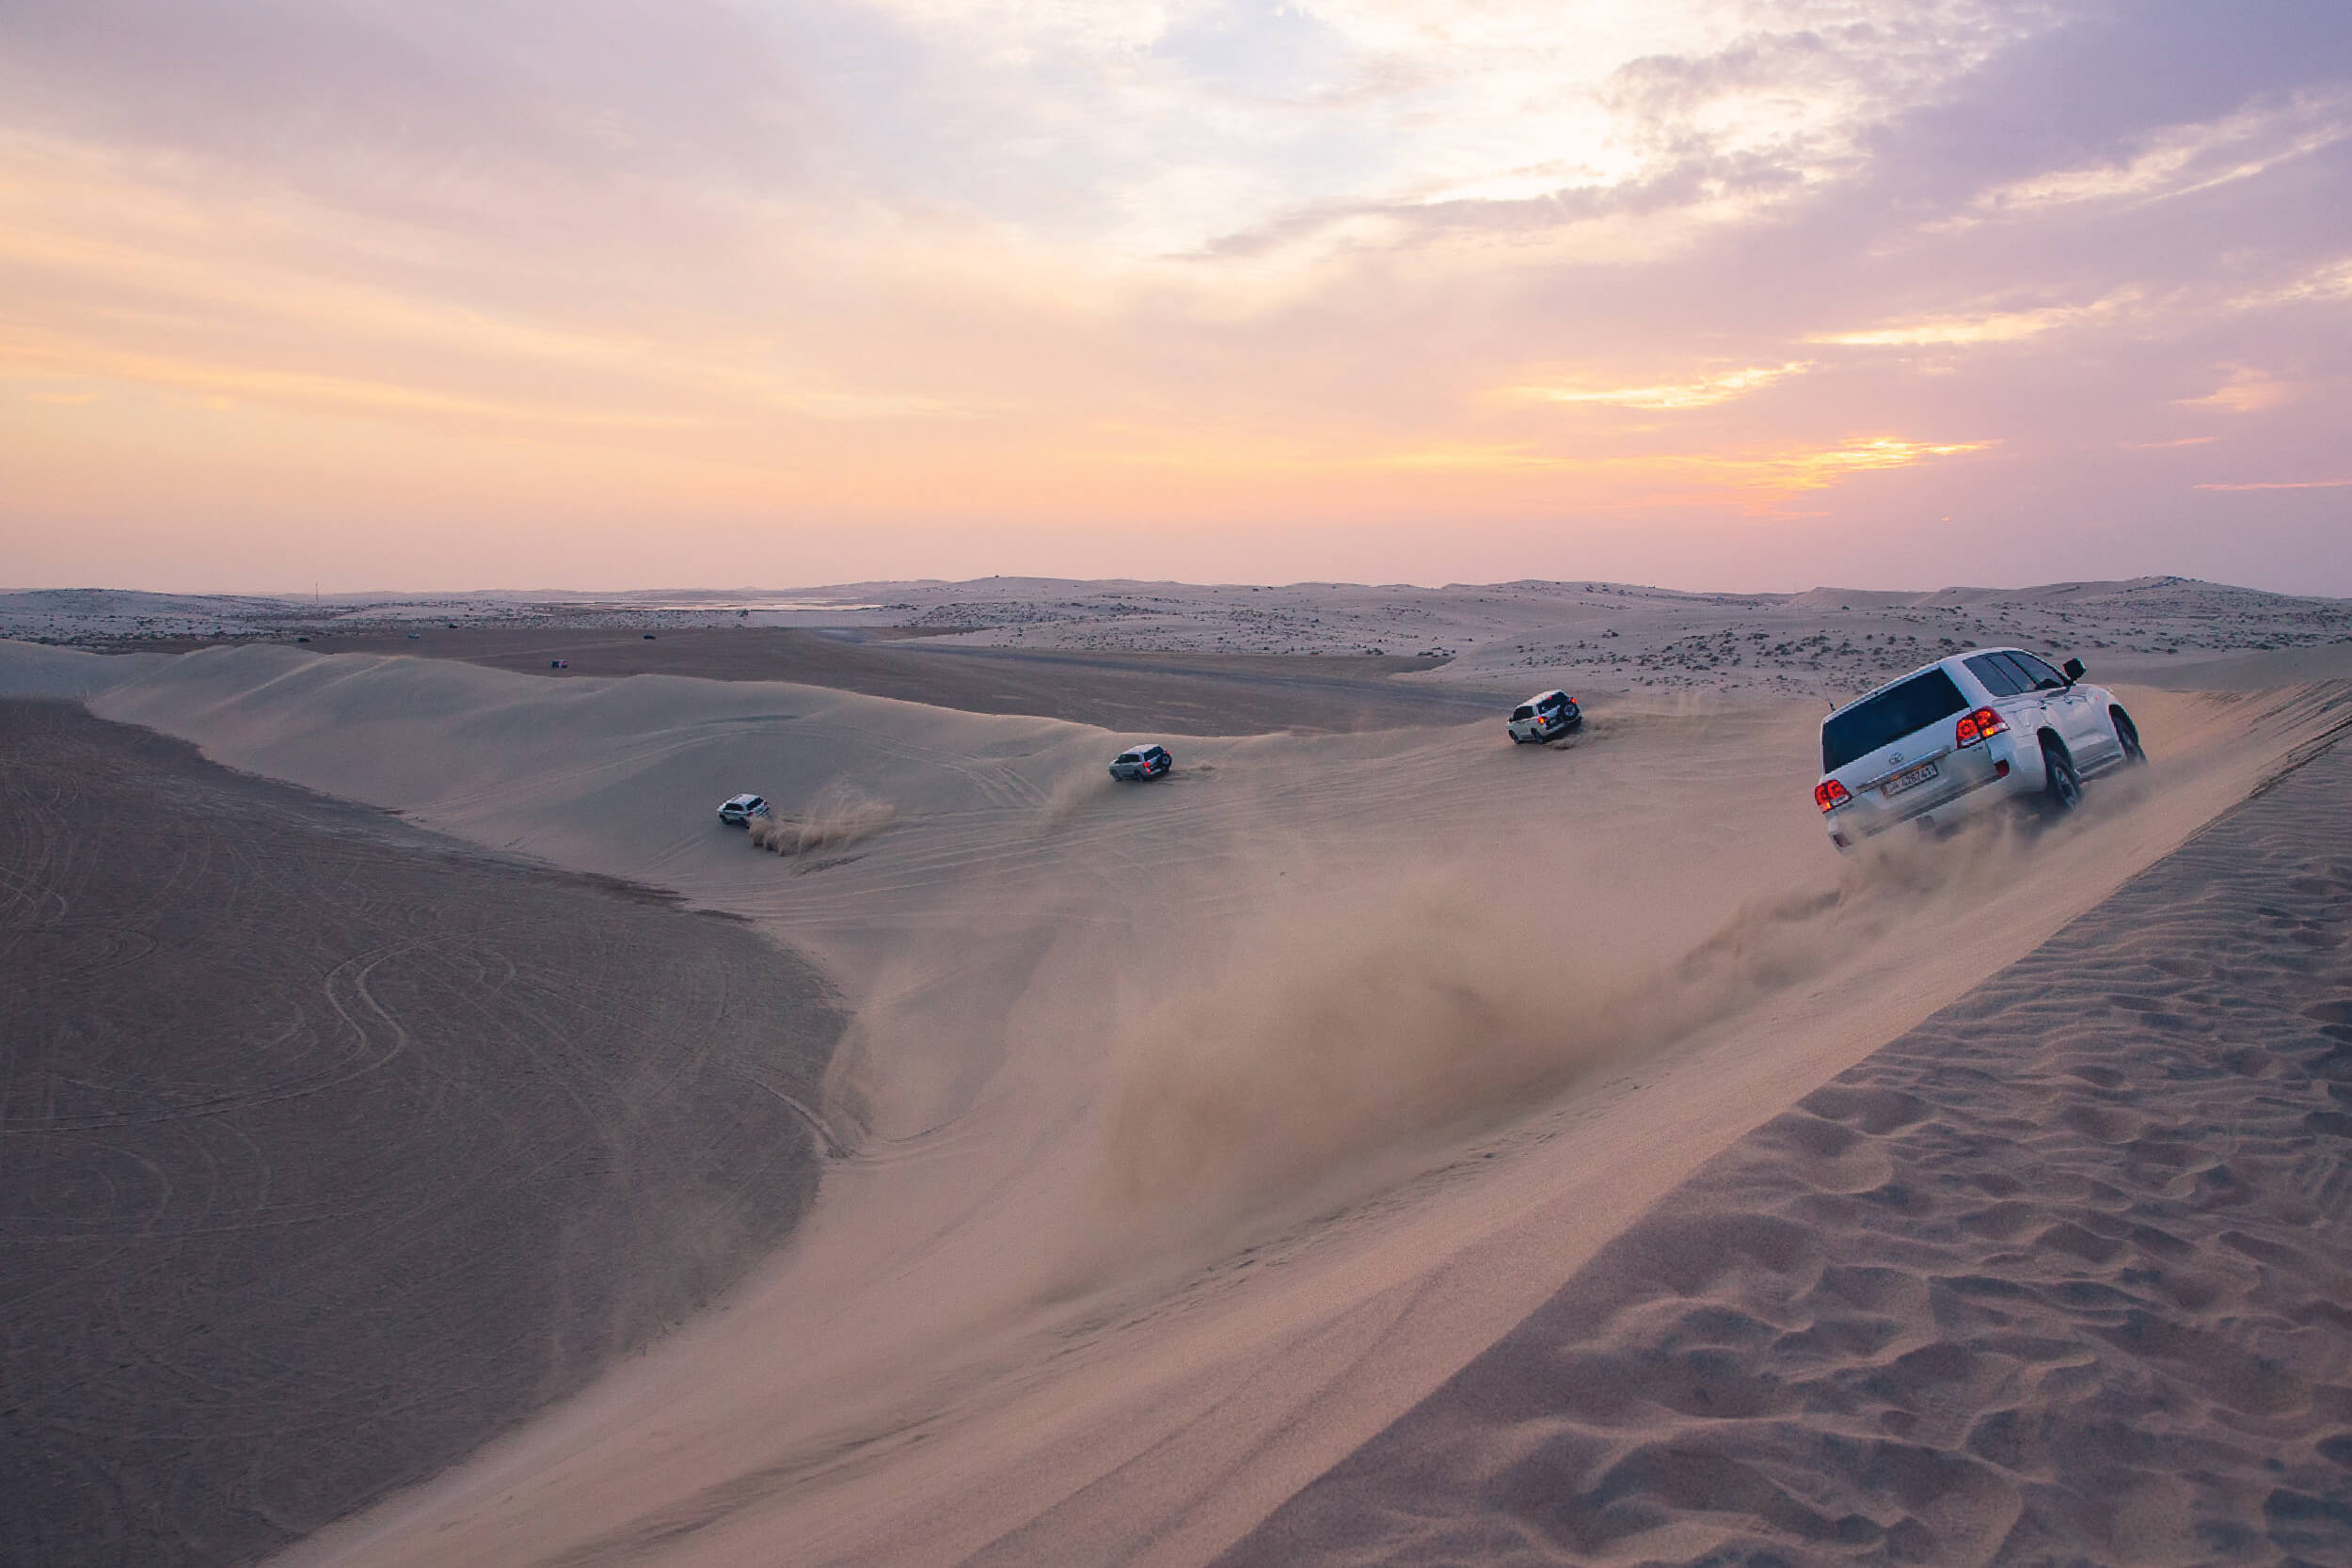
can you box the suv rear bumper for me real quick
[1823,736,2034,849]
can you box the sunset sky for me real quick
[4,0,2348,594]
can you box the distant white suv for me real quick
[718,793,771,827]
[1815,648,2144,851]
[1507,689,1582,744]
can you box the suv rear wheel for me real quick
[2042,736,2081,813]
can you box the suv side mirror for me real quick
[2061,657,2086,684]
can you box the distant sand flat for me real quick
[1218,737,2352,1566]
[0,702,848,1568]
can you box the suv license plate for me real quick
[1882,760,1939,798]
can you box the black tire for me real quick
[2042,736,2081,813]
[2113,708,2146,766]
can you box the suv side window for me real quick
[1963,654,2025,698]
[2010,653,2066,690]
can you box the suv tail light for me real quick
[1815,779,1852,813]
[1954,706,2007,748]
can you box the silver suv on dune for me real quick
[1816,648,2144,851]
[1109,743,1173,781]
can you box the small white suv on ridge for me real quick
[1507,689,1582,744]
[1816,648,2143,851]
[718,793,771,827]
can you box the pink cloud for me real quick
[2193,478,2352,490]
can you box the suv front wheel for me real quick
[2042,736,2081,813]
[2113,708,2147,766]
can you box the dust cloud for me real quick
[1040,764,1116,826]
[1084,798,2070,1264]
[1067,686,2328,1283]
[750,785,898,856]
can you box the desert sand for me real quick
[3,574,2348,1567]
[1218,736,2352,1567]
[0,701,845,1568]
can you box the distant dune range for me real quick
[1,601,2348,1568]
[193,626,1504,736]
[13,573,2350,711]
[0,701,847,1568]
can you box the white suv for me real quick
[1507,689,1582,744]
[718,793,771,827]
[1815,648,2144,851]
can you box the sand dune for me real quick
[2,630,2344,1567]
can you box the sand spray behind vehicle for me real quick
[1039,764,1116,826]
[1074,798,2063,1269]
[749,783,898,856]
[1031,681,2339,1291]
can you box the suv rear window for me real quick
[1821,668,1969,773]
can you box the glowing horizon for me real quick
[4,1,2348,594]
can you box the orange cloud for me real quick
[1503,361,1816,410]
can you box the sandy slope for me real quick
[2,637,2344,1567]
[0,701,843,1568]
[1217,736,2352,1566]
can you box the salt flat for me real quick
[2,575,2347,1567]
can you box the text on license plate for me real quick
[1882,760,1939,798]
